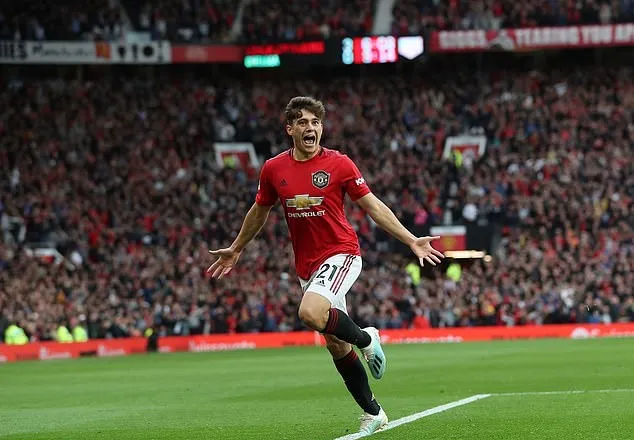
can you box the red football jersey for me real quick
[255,147,371,279]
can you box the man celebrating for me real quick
[207,96,444,435]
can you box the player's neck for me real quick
[292,146,321,162]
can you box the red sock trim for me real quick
[334,349,358,370]
[324,308,339,334]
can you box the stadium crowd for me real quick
[240,0,376,42]
[0,0,125,42]
[0,62,633,343]
[392,0,634,35]
[5,0,634,44]
[124,0,238,42]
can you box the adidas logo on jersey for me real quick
[280,179,288,186]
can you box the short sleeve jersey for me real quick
[255,147,371,279]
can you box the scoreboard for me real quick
[242,36,425,68]
[341,36,398,65]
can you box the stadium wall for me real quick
[2,323,634,363]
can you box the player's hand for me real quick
[410,236,445,267]
[207,247,242,279]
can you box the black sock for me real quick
[323,308,371,348]
[334,349,381,416]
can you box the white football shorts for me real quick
[298,254,362,315]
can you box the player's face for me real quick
[286,109,323,158]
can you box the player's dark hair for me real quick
[285,96,325,125]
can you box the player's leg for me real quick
[297,255,386,379]
[309,258,388,435]
[325,334,384,419]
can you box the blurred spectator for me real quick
[55,318,74,343]
[71,316,89,341]
[3,315,29,345]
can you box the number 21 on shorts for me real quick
[314,254,360,295]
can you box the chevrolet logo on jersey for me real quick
[285,195,324,210]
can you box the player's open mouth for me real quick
[303,134,316,145]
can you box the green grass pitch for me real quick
[1,338,634,439]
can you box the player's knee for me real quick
[298,303,328,331]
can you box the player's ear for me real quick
[285,124,293,136]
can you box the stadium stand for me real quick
[121,0,237,42]
[391,0,634,35]
[0,0,125,41]
[240,0,376,42]
[4,0,633,44]
[1,60,632,342]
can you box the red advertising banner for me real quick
[380,323,634,344]
[244,41,326,56]
[2,323,634,363]
[171,44,242,63]
[430,23,634,53]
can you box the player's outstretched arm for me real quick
[355,193,445,267]
[207,202,273,279]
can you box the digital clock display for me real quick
[341,36,398,65]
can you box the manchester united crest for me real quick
[312,171,330,189]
